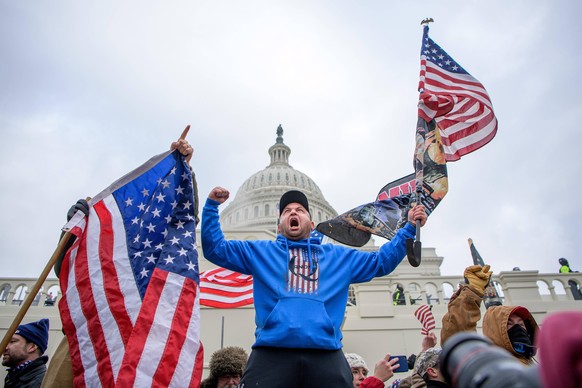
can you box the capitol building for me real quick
[1,126,581,384]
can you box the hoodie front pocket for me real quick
[257,297,337,348]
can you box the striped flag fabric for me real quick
[200,267,254,308]
[418,25,498,161]
[59,150,203,387]
[414,304,436,335]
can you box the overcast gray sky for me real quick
[1,1,581,278]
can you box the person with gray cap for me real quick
[2,318,50,388]
[413,347,448,388]
[202,187,427,387]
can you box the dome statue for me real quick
[219,125,337,232]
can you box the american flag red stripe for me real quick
[59,151,203,387]
[414,304,436,335]
[200,267,254,308]
[418,25,498,161]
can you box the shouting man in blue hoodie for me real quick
[202,187,427,387]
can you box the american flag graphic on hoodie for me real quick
[287,247,319,294]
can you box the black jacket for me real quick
[4,356,48,388]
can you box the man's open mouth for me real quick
[290,218,299,227]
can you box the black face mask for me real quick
[508,324,536,358]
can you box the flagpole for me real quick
[407,19,434,267]
[0,231,75,354]
[221,316,225,349]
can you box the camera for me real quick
[440,332,540,388]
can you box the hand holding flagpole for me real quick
[406,117,428,267]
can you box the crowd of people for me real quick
[3,136,582,387]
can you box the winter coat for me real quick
[482,305,538,365]
[440,284,538,365]
[393,371,426,388]
[4,356,48,388]
[360,375,386,388]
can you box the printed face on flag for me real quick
[413,117,448,216]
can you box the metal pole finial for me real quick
[420,18,434,26]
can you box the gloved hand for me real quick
[67,199,90,221]
[464,264,493,293]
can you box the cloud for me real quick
[1,1,581,278]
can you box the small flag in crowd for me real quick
[418,25,498,161]
[200,267,254,308]
[414,304,436,335]
[60,150,203,387]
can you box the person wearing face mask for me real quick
[202,188,428,387]
[440,265,538,365]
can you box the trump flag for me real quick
[59,150,203,387]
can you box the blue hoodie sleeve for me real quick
[201,198,252,274]
[348,222,416,283]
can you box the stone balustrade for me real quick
[0,270,580,313]
[0,271,579,382]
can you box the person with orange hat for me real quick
[441,265,538,365]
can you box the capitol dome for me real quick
[220,125,338,231]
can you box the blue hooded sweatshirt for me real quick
[201,198,415,350]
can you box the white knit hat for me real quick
[345,353,369,373]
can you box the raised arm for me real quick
[441,265,492,346]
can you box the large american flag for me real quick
[200,267,253,308]
[59,150,203,387]
[418,25,498,161]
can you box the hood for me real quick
[482,305,538,364]
[276,235,322,247]
[277,235,322,279]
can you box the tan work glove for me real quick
[464,265,493,294]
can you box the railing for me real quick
[0,271,580,311]
[355,271,582,307]
[0,278,61,308]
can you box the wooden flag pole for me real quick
[0,231,75,355]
